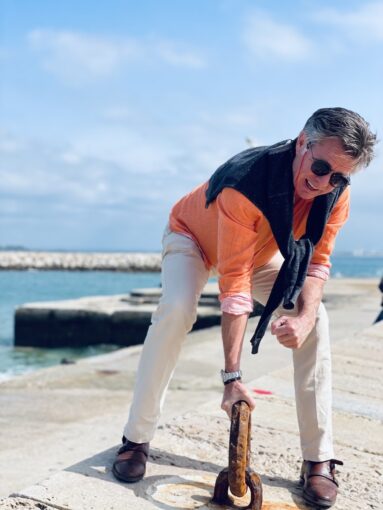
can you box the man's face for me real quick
[293,135,355,200]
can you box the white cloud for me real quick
[28,29,141,81]
[0,131,25,153]
[314,2,383,42]
[224,112,256,127]
[59,151,83,165]
[27,29,207,83]
[1,117,382,251]
[69,128,181,176]
[101,106,134,121]
[243,10,313,61]
[155,40,206,69]
[0,114,248,221]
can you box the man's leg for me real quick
[251,253,339,507]
[113,228,209,482]
[294,310,342,508]
[252,253,333,459]
[124,229,209,442]
[292,303,333,460]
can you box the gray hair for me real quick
[302,107,377,171]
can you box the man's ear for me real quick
[296,131,307,154]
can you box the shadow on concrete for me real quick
[259,474,310,509]
[64,445,221,483]
[62,445,310,509]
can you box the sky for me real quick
[0,0,382,252]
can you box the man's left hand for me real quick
[271,314,315,349]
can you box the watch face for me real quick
[221,370,230,382]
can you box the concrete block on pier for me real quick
[15,283,263,348]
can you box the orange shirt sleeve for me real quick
[216,188,262,300]
[311,187,350,267]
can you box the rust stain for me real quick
[148,475,299,510]
[214,497,298,509]
[261,503,299,510]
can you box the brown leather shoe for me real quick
[300,459,343,508]
[112,436,149,483]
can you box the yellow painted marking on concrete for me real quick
[150,479,212,508]
[261,504,299,509]
[147,474,300,509]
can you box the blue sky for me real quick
[0,0,382,252]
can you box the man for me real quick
[113,107,376,508]
[374,277,383,323]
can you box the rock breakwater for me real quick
[0,251,161,272]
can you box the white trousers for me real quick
[124,228,334,461]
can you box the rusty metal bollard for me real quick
[212,400,262,509]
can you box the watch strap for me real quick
[223,376,242,385]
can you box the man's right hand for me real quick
[221,379,256,418]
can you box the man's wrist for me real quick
[297,311,316,328]
[220,369,242,385]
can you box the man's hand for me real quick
[271,314,315,349]
[221,380,256,418]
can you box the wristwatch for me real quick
[220,369,242,385]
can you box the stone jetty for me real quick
[14,284,264,348]
[0,251,161,271]
[14,284,219,348]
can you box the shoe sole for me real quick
[300,477,335,508]
[112,464,145,483]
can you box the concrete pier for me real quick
[14,283,265,348]
[14,284,219,348]
[0,278,382,509]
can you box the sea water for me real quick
[1,255,382,380]
[0,270,161,380]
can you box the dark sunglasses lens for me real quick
[329,173,350,188]
[311,160,331,176]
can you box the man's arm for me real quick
[213,189,263,416]
[275,186,350,348]
[271,276,325,349]
[220,311,256,417]
[271,188,350,348]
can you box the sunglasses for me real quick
[307,143,350,188]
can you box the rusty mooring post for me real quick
[212,400,262,510]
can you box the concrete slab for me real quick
[14,295,222,348]
[9,391,382,509]
[6,318,383,510]
[1,279,382,508]
[0,498,58,509]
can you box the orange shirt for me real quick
[169,182,350,302]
